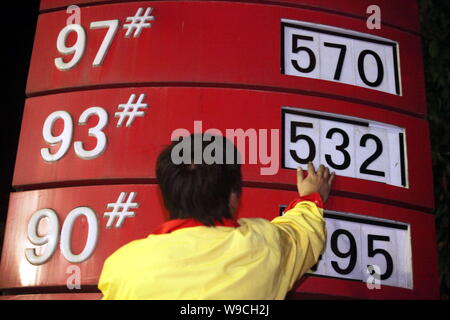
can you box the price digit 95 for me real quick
[332,230,393,280]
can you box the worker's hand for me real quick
[297,162,335,203]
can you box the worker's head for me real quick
[156,133,242,226]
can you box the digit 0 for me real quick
[60,207,99,263]
[358,50,384,87]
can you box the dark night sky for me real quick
[0,2,40,254]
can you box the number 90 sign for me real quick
[282,107,408,187]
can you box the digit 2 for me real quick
[359,134,385,177]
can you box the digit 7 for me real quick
[323,42,347,81]
[90,20,119,67]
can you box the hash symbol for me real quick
[115,93,148,127]
[123,7,155,38]
[104,192,139,228]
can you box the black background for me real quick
[0,1,39,256]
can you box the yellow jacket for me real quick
[98,193,325,300]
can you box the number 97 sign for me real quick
[282,107,408,187]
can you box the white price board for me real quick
[281,19,401,95]
[282,107,408,187]
[279,207,413,289]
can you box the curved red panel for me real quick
[39,0,420,33]
[13,87,433,209]
[27,1,426,115]
[0,185,439,299]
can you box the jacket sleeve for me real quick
[270,192,326,292]
[97,257,113,299]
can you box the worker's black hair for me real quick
[156,133,242,226]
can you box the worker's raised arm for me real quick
[271,162,335,293]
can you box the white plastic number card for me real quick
[279,206,413,289]
[281,19,401,95]
[312,210,412,289]
[282,107,408,187]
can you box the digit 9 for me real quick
[25,209,60,265]
[330,229,357,275]
[54,24,86,71]
[41,110,73,162]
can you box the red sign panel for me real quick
[39,0,420,33]
[0,293,102,300]
[27,1,426,115]
[0,185,438,299]
[14,87,433,209]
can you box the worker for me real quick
[98,133,335,299]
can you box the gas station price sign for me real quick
[0,0,439,300]
[279,206,413,289]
